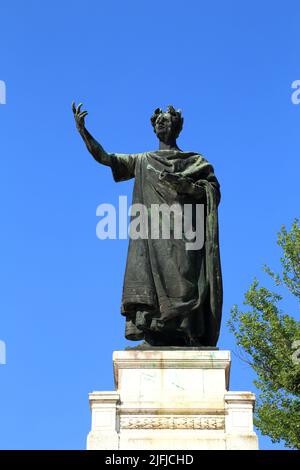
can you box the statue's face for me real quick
[154,112,176,142]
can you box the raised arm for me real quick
[72,102,111,166]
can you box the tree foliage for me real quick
[228,219,300,449]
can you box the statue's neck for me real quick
[159,139,180,151]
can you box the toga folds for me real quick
[109,150,222,346]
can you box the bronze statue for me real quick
[72,102,222,347]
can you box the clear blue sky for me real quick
[0,0,299,450]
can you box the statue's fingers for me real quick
[72,101,76,113]
[79,111,88,119]
[76,103,83,114]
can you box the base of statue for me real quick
[86,350,259,450]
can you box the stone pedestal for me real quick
[87,350,258,450]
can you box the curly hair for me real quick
[150,105,184,138]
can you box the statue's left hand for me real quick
[160,172,194,195]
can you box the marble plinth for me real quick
[87,350,258,450]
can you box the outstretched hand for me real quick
[72,101,88,132]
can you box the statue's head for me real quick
[150,105,184,143]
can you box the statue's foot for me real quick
[135,310,152,330]
[150,318,165,332]
[125,318,144,341]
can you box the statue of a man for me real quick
[72,103,222,347]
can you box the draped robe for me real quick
[109,149,222,346]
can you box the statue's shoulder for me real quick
[186,151,208,162]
